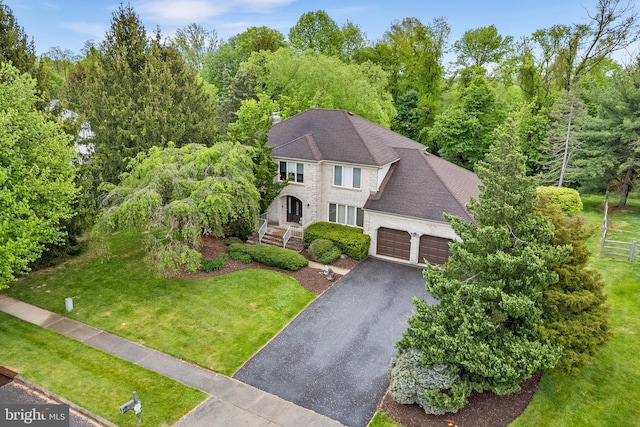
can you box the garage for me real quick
[419,235,452,265]
[376,227,411,260]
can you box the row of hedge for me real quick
[227,243,308,271]
[303,222,370,261]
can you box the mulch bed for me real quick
[177,236,539,426]
[174,235,359,295]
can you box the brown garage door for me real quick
[419,235,452,265]
[377,228,411,260]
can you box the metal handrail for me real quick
[258,217,268,243]
[283,225,304,248]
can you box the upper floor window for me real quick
[334,165,361,189]
[280,161,304,183]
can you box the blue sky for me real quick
[4,0,638,62]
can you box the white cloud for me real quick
[135,0,297,24]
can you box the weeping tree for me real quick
[95,143,260,274]
[391,124,568,414]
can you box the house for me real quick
[265,108,481,265]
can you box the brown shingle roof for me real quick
[364,148,481,222]
[268,109,481,223]
[268,109,424,166]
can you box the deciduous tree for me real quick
[0,63,78,288]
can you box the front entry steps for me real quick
[250,225,304,252]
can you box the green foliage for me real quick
[575,62,640,208]
[537,186,583,216]
[62,4,218,187]
[303,222,370,260]
[536,195,610,373]
[0,63,78,289]
[0,2,36,75]
[225,236,244,246]
[201,253,228,272]
[289,10,343,57]
[228,243,308,271]
[245,48,395,127]
[229,250,252,263]
[429,75,507,169]
[389,349,467,415]
[453,25,513,69]
[95,143,260,274]
[394,130,568,412]
[227,93,287,213]
[308,239,342,265]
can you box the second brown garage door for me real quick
[419,235,452,265]
[377,227,411,260]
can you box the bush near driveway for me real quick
[304,222,370,260]
[227,243,308,271]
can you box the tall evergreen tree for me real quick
[0,1,36,74]
[62,4,217,187]
[574,61,640,208]
[392,124,568,413]
[536,194,610,373]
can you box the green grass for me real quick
[0,312,206,427]
[368,412,405,427]
[3,231,315,375]
[511,194,640,426]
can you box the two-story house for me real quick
[265,108,481,265]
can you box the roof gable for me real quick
[364,148,481,222]
[268,109,424,166]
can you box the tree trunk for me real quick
[558,98,574,187]
[618,160,636,209]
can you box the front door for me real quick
[286,196,303,223]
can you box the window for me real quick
[334,165,361,188]
[279,161,304,183]
[329,203,364,227]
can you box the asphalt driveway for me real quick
[233,257,434,427]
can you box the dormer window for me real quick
[280,161,304,183]
[334,165,361,189]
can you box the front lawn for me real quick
[0,312,206,427]
[3,231,315,376]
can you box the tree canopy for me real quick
[245,48,395,127]
[95,143,260,274]
[0,63,78,288]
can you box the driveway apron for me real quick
[233,257,434,427]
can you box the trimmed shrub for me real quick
[389,349,470,415]
[227,243,308,271]
[308,239,342,264]
[304,222,370,260]
[229,251,252,263]
[225,236,243,246]
[201,253,228,272]
[537,186,583,216]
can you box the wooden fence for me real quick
[599,194,638,261]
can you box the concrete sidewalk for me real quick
[0,294,343,427]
